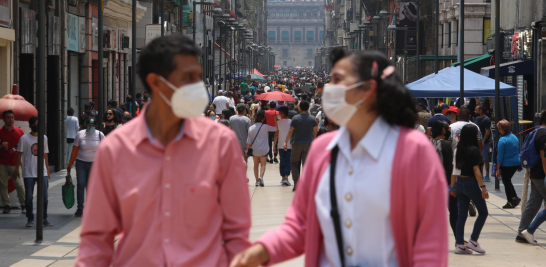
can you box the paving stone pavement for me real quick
[1,161,546,266]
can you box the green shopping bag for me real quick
[62,174,75,209]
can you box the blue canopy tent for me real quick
[406,66,520,132]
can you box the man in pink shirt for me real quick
[75,35,251,266]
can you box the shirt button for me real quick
[166,156,171,161]
[165,183,171,189]
[164,238,170,243]
[346,246,353,255]
[345,193,353,202]
[165,212,170,217]
[348,167,353,175]
[345,219,352,228]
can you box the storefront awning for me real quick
[294,31,301,38]
[282,31,289,38]
[268,31,275,38]
[451,52,493,74]
[307,31,314,38]
[480,60,534,77]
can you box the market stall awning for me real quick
[406,66,516,98]
[451,52,493,74]
[250,68,266,77]
[480,60,534,77]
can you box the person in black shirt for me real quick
[451,124,489,254]
[517,111,546,244]
[431,120,456,239]
[316,116,337,138]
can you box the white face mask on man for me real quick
[322,81,366,126]
[158,77,210,119]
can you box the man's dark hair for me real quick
[138,34,202,93]
[459,106,470,121]
[29,116,38,126]
[278,106,289,117]
[84,103,92,111]
[2,110,14,119]
[89,101,95,108]
[136,93,142,99]
[433,105,442,114]
[315,98,321,104]
[67,107,75,116]
[541,110,546,125]
[236,103,247,113]
[300,101,310,111]
[108,100,118,108]
[318,82,324,88]
[477,105,485,112]
[269,101,277,109]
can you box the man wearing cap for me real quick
[449,106,483,151]
[427,105,451,137]
[75,34,250,267]
[212,90,230,115]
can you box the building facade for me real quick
[267,0,324,68]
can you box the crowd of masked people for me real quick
[207,74,332,192]
[417,97,546,253]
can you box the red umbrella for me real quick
[254,91,296,102]
[274,65,281,68]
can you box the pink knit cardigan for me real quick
[258,127,448,267]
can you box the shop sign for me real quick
[508,66,516,74]
[103,26,110,49]
[145,24,161,45]
[20,7,36,54]
[119,30,129,53]
[79,16,86,53]
[67,13,79,52]
[48,14,60,55]
[92,17,98,51]
[0,0,10,28]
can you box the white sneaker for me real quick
[466,240,485,254]
[282,180,292,186]
[255,182,260,186]
[258,177,264,187]
[454,244,473,254]
[522,230,538,246]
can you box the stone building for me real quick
[266,0,324,68]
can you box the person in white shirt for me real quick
[273,107,292,186]
[12,116,53,227]
[246,111,277,187]
[66,108,80,164]
[212,90,230,114]
[227,91,236,108]
[67,118,105,217]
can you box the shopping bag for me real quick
[62,174,75,209]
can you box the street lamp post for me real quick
[203,8,223,83]
[380,10,398,58]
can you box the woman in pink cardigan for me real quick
[231,50,448,267]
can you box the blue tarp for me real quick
[406,66,517,98]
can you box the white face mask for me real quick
[322,82,366,126]
[158,77,209,119]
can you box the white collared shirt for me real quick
[315,117,399,267]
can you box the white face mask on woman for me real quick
[322,81,365,126]
[158,77,209,119]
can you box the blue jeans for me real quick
[24,177,49,221]
[455,177,488,245]
[75,160,93,210]
[279,149,291,177]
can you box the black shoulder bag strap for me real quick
[250,123,264,147]
[330,145,346,267]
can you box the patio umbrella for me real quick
[274,65,281,68]
[254,91,296,102]
[247,74,267,81]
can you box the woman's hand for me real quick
[229,243,270,267]
[495,169,500,178]
[245,149,249,156]
[450,191,457,198]
[482,188,489,199]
